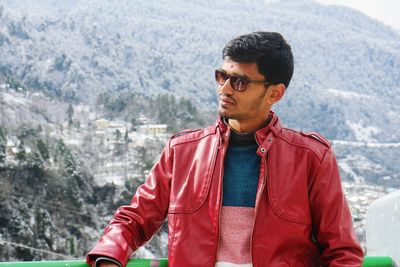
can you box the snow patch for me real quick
[1,92,29,106]
[346,120,380,142]
[326,88,372,100]
[332,140,400,148]
[93,173,126,186]
[338,160,365,183]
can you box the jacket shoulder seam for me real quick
[277,128,329,162]
[169,126,216,148]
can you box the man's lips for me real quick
[219,96,236,106]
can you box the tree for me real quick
[6,202,35,260]
[27,152,45,178]
[135,146,152,176]
[16,140,26,161]
[130,115,143,131]
[0,127,6,164]
[34,208,54,249]
[18,125,38,139]
[114,129,122,142]
[0,141,5,164]
[67,104,74,126]
[36,139,49,160]
[155,93,179,131]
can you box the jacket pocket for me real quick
[168,137,218,214]
[267,157,312,225]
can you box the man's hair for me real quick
[222,31,294,89]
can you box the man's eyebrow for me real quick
[219,68,249,79]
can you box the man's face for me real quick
[217,58,272,124]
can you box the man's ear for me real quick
[267,83,286,105]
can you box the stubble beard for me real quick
[218,89,268,120]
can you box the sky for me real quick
[314,0,400,30]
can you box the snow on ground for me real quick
[337,153,386,183]
[1,91,29,106]
[48,129,84,146]
[105,161,126,168]
[332,140,400,148]
[63,138,83,146]
[338,160,365,183]
[346,120,381,142]
[94,173,126,186]
[135,247,156,259]
[326,88,372,100]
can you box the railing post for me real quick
[366,190,400,265]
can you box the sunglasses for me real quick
[215,69,272,92]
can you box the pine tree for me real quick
[16,140,26,161]
[36,139,49,160]
[67,104,74,126]
[0,142,5,164]
[0,127,6,164]
[114,129,122,142]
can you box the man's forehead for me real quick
[221,58,263,78]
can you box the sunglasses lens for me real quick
[230,76,247,91]
[215,70,227,85]
[215,69,248,91]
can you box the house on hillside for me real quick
[5,138,32,160]
[108,120,127,133]
[138,124,167,137]
[5,139,18,156]
[95,118,109,130]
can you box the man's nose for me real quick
[219,79,234,95]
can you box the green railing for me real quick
[0,256,395,267]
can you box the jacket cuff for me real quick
[94,256,122,267]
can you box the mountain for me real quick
[1,0,400,141]
[1,0,400,261]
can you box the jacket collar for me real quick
[216,111,282,156]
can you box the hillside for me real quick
[1,0,400,261]
[1,0,400,141]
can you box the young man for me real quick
[87,32,364,267]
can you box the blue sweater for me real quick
[222,143,259,207]
[216,128,260,266]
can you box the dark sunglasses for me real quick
[215,69,272,91]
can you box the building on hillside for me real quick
[5,138,18,156]
[94,118,109,129]
[138,124,167,137]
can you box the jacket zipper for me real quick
[213,130,229,266]
[250,144,268,267]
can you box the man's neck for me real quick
[228,116,271,133]
[225,114,272,134]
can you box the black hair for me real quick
[222,31,294,89]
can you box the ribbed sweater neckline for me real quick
[223,116,272,146]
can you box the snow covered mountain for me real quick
[1,0,400,183]
[1,0,400,260]
[1,0,400,141]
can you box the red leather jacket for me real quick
[87,112,364,267]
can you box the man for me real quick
[87,32,364,266]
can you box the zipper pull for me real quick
[218,135,222,149]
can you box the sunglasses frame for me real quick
[215,68,273,92]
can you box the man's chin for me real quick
[217,108,229,117]
[218,109,234,119]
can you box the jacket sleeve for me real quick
[308,147,364,266]
[86,143,172,267]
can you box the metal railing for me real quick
[0,256,395,267]
[0,259,166,267]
